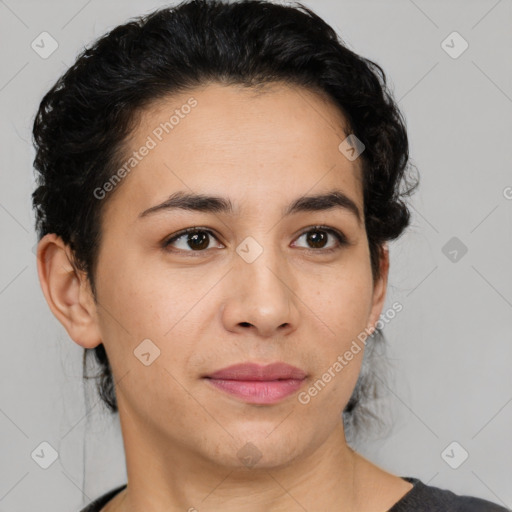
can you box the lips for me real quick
[204,362,307,404]
[206,362,307,381]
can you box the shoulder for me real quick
[79,484,127,512]
[390,477,510,512]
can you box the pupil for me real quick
[308,231,326,248]
[188,232,209,250]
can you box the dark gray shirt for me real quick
[79,477,510,511]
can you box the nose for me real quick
[221,246,300,339]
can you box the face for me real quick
[47,82,388,470]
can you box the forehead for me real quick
[103,82,364,223]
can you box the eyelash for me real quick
[162,225,349,256]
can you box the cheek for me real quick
[94,255,221,395]
[96,251,188,335]
[302,260,373,397]
[93,256,185,379]
[93,267,205,419]
[312,267,374,341]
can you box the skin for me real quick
[37,82,413,511]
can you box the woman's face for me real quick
[78,83,387,468]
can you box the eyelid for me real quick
[292,225,348,251]
[162,227,223,252]
[162,225,349,254]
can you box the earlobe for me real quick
[36,233,102,349]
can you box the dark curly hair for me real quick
[31,0,418,437]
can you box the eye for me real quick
[162,225,348,256]
[292,226,348,253]
[162,228,224,254]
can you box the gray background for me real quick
[0,0,511,510]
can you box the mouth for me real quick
[203,362,307,404]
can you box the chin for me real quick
[203,427,308,471]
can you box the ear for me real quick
[367,242,390,332]
[36,233,102,349]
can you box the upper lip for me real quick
[205,362,307,381]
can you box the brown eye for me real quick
[305,230,328,249]
[293,227,347,252]
[163,228,223,252]
[184,231,210,250]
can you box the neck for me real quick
[115,405,368,511]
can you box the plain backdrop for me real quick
[0,0,511,510]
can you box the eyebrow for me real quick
[138,190,362,225]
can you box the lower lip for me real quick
[205,378,305,404]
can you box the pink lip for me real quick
[207,362,307,381]
[204,363,307,404]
